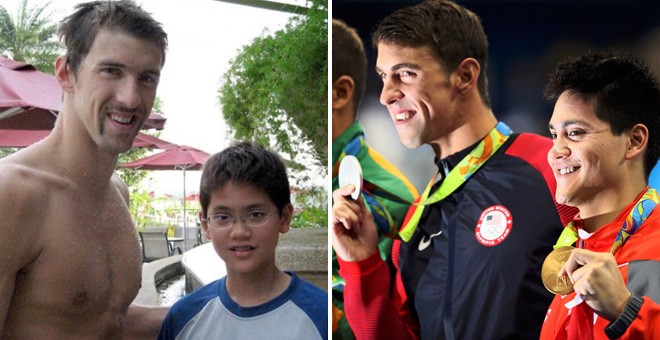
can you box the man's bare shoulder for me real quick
[0,154,70,204]
[0,153,71,281]
[0,152,72,237]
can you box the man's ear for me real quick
[626,123,649,160]
[55,55,74,93]
[454,58,480,95]
[279,204,294,234]
[332,75,355,111]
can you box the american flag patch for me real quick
[475,205,513,246]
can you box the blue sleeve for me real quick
[157,310,176,340]
[156,279,223,340]
[291,279,328,340]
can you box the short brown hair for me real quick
[373,0,490,107]
[58,0,168,76]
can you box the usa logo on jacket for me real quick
[475,205,512,246]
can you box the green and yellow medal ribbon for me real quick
[398,122,512,242]
[553,222,579,249]
[553,187,659,253]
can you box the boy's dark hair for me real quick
[58,0,168,77]
[332,18,367,115]
[544,53,660,178]
[199,142,291,218]
[372,0,490,107]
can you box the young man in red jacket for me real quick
[541,53,660,339]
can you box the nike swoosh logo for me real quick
[418,230,443,251]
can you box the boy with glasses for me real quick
[158,142,327,339]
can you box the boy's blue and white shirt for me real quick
[158,272,328,340]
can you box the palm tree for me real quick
[0,0,62,74]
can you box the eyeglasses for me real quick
[202,210,279,229]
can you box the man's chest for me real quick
[16,190,142,319]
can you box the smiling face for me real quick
[62,29,162,154]
[200,180,292,276]
[547,92,630,208]
[376,43,460,150]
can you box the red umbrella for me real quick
[0,56,60,129]
[0,56,166,130]
[0,129,50,147]
[118,146,210,249]
[144,111,166,130]
[0,129,178,149]
[119,145,209,171]
[184,193,200,201]
[131,133,178,150]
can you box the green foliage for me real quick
[0,148,18,159]
[219,0,328,169]
[291,205,327,228]
[128,188,154,231]
[291,185,327,228]
[0,0,62,74]
[128,191,179,233]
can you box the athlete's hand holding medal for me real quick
[542,247,632,321]
[332,156,379,262]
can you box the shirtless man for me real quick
[0,1,168,338]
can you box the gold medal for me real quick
[541,246,575,295]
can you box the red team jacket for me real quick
[540,189,660,339]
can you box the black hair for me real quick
[199,142,291,217]
[545,53,660,178]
